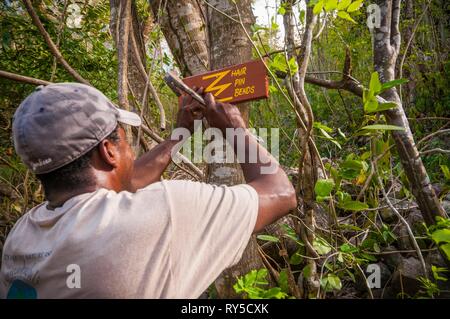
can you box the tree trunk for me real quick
[283,0,320,298]
[206,0,271,299]
[110,0,147,105]
[150,0,209,76]
[373,0,446,225]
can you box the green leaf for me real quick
[324,0,338,12]
[278,270,290,293]
[290,249,303,265]
[361,124,405,131]
[278,6,286,15]
[431,229,450,244]
[320,274,342,292]
[313,0,324,15]
[281,224,300,242]
[337,10,356,23]
[441,165,450,180]
[338,128,347,139]
[257,234,280,243]
[364,97,378,113]
[380,78,408,91]
[339,200,369,211]
[337,0,352,10]
[303,264,312,278]
[347,0,363,12]
[314,121,333,133]
[299,10,306,24]
[313,237,332,255]
[341,159,364,171]
[431,265,448,281]
[441,243,450,261]
[368,102,398,113]
[369,72,382,94]
[315,179,335,197]
[271,54,286,72]
[340,243,359,253]
[288,57,298,75]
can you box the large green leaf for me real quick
[324,0,338,11]
[380,78,408,91]
[337,0,352,10]
[313,237,332,255]
[315,179,335,197]
[440,165,450,180]
[361,124,405,131]
[364,97,378,113]
[431,229,450,244]
[366,102,398,113]
[440,243,450,261]
[347,0,363,12]
[337,10,356,23]
[290,249,304,265]
[313,0,325,15]
[369,72,382,94]
[320,274,342,292]
[339,200,369,211]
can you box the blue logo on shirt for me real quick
[6,280,37,299]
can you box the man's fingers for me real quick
[204,93,216,109]
[181,95,190,110]
[196,87,204,95]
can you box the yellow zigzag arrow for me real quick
[202,70,233,102]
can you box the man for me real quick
[0,83,296,298]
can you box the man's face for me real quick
[115,126,136,192]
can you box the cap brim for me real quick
[116,108,142,127]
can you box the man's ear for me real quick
[97,139,119,168]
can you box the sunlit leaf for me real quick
[315,179,335,197]
[347,0,363,12]
[313,0,325,15]
[339,200,369,211]
[361,124,405,131]
[337,10,356,23]
[337,0,352,10]
[257,234,280,243]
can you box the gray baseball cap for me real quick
[12,83,142,174]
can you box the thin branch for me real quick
[117,0,132,109]
[417,129,450,147]
[22,0,90,85]
[0,70,51,86]
[313,13,327,40]
[130,23,166,130]
[50,0,69,81]
[421,148,450,156]
[399,0,432,102]
[408,117,450,122]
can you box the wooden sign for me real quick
[181,59,269,105]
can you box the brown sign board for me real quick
[181,59,269,105]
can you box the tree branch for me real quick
[0,70,52,86]
[117,0,132,109]
[22,0,90,85]
[130,23,166,130]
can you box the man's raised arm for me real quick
[202,93,297,233]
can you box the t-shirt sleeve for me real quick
[161,179,258,297]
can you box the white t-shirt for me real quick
[0,180,258,298]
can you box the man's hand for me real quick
[203,93,246,133]
[176,87,205,134]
